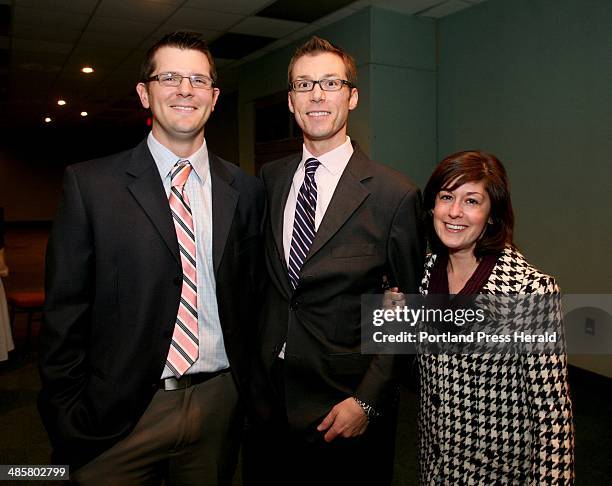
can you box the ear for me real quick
[211,87,220,112]
[288,91,295,114]
[348,87,358,111]
[136,83,150,109]
[488,217,494,225]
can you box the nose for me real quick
[448,199,463,218]
[177,77,194,95]
[310,82,326,102]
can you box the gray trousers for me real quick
[72,371,241,486]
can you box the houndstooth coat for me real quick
[417,246,574,485]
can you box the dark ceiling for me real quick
[0,0,485,131]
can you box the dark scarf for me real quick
[428,251,500,295]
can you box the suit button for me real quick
[173,276,182,286]
[430,393,441,408]
[290,300,300,311]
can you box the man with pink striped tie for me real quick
[39,32,265,485]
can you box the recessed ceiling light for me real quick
[57,99,66,106]
[44,117,52,123]
[80,111,88,117]
[81,67,94,74]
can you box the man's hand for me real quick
[316,397,369,442]
[382,288,404,310]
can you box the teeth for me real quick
[172,106,195,111]
[308,111,330,116]
[446,224,465,230]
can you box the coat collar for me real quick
[126,140,180,263]
[304,144,372,262]
[421,246,531,295]
[126,139,238,272]
[269,155,300,269]
[209,152,238,275]
[269,143,373,291]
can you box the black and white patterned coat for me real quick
[418,246,574,485]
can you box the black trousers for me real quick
[243,360,398,486]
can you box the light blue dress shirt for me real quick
[147,133,230,379]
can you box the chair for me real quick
[7,291,45,352]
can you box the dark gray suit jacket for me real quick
[39,139,265,469]
[254,144,424,431]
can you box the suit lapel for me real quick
[269,155,300,268]
[305,146,372,262]
[126,140,180,264]
[210,152,239,276]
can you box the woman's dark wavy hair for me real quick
[423,150,515,259]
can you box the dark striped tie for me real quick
[288,157,320,289]
[166,160,199,377]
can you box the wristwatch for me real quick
[353,397,379,419]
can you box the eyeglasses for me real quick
[289,78,354,92]
[146,72,215,89]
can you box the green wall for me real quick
[437,0,612,293]
[437,0,612,376]
[370,9,436,187]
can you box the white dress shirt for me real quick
[147,133,230,378]
[282,136,354,264]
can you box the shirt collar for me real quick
[147,132,210,184]
[301,136,353,175]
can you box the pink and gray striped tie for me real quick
[166,160,199,377]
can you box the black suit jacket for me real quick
[38,139,265,469]
[254,145,424,431]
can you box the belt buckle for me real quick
[163,375,192,391]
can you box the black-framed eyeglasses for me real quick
[146,72,215,89]
[289,78,354,92]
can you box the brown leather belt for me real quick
[159,369,229,391]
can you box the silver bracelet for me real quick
[353,397,379,419]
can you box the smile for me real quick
[171,105,196,111]
[306,111,331,117]
[445,223,467,231]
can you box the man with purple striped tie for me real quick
[247,37,425,486]
[39,32,264,485]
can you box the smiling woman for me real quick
[432,179,491,259]
[415,150,575,484]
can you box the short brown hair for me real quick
[423,150,515,258]
[140,31,217,83]
[287,36,357,87]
